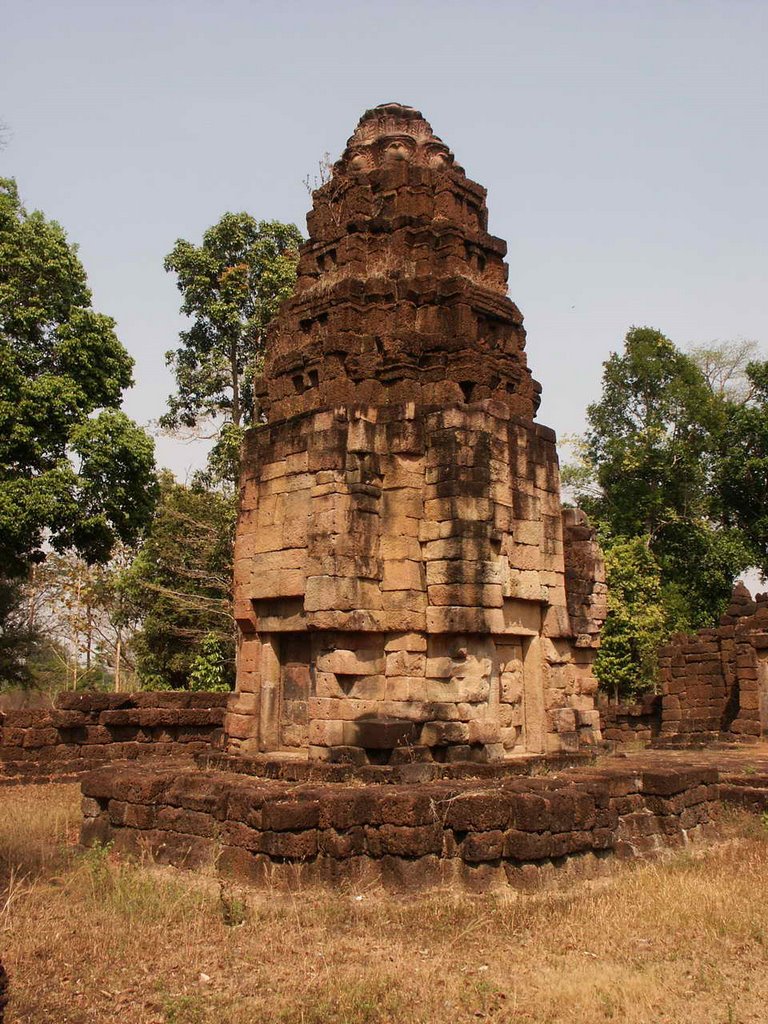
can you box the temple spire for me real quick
[255,101,541,423]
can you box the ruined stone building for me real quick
[226,103,606,765]
[659,583,768,744]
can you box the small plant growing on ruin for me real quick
[80,840,114,894]
[188,634,230,692]
[218,881,248,927]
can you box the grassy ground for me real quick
[2,784,768,1023]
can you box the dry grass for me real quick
[2,786,768,1023]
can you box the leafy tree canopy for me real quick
[0,177,157,573]
[715,359,768,573]
[594,536,667,700]
[566,327,762,698]
[572,327,756,631]
[121,472,235,689]
[188,633,230,692]
[162,214,302,484]
[583,327,722,542]
[0,574,36,687]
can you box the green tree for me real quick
[574,327,753,631]
[0,177,157,574]
[0,574,36,687]
[565,328,761,697]
[715,359,768,573]
[594,536,667,701]
[583,327,721,542]
[123,472,235,689]
[188,634,230,692]
[163,213,302,484]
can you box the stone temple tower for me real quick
[227,103,606,764]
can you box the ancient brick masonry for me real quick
[80,758,719,892]
[659,584,768,743]
[599,693,662,750]
[0,691,227,784]
[229,103,607,765]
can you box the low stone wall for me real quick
[81,758,718,892]
[0,692,227,783]
[659,585,768,744]
[599,694,662,750]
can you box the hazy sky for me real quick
[2,0,766,478]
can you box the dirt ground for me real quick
[2,780,768,1024]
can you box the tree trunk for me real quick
[114,633,122,692]
[85,603,92,673]
[230,338,241,428]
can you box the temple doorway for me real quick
[279,633,312,750]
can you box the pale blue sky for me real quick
[2,0,766,478]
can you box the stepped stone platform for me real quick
[195,749,593,784]
[78,748,768,893]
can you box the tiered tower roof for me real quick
[256,103,542,422]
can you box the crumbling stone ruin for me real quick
[599,693,663,751]
[74,106,768,895]
[659,583,768,744]
[227,103,607,765]
[81,756,720,892]
[0,691,226,784]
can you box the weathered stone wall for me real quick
[80,758,718,892]
[231,402,604,763]
[230,103,606,765]
[599,694,662,750]
[659,585,768,744]
[0,692,227,783]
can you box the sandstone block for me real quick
[305,577,383,612]
[382,488,424,520]
[224,713,260,740]
[426,606,505,634]
[549,708,576,733]
[381,589,427,613]
[468,719,502,744]
[500,670,524,704]
[316,649,385,675]
[420,721,469,746]
[382,560,424,592]
[250,568,306,599]
[385,651,426,677]
[227,693,260,717]
[384,676,427,701]
[424,497,492,522]
[384,632,428,653]
[427,584,503,607]
[345,675,387,700]
[422,537,490,561]
[425,560,505,586]
[382,455,424,490]
[381,515,420,538]
[308,720,345,746]
[380,536,422,560]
